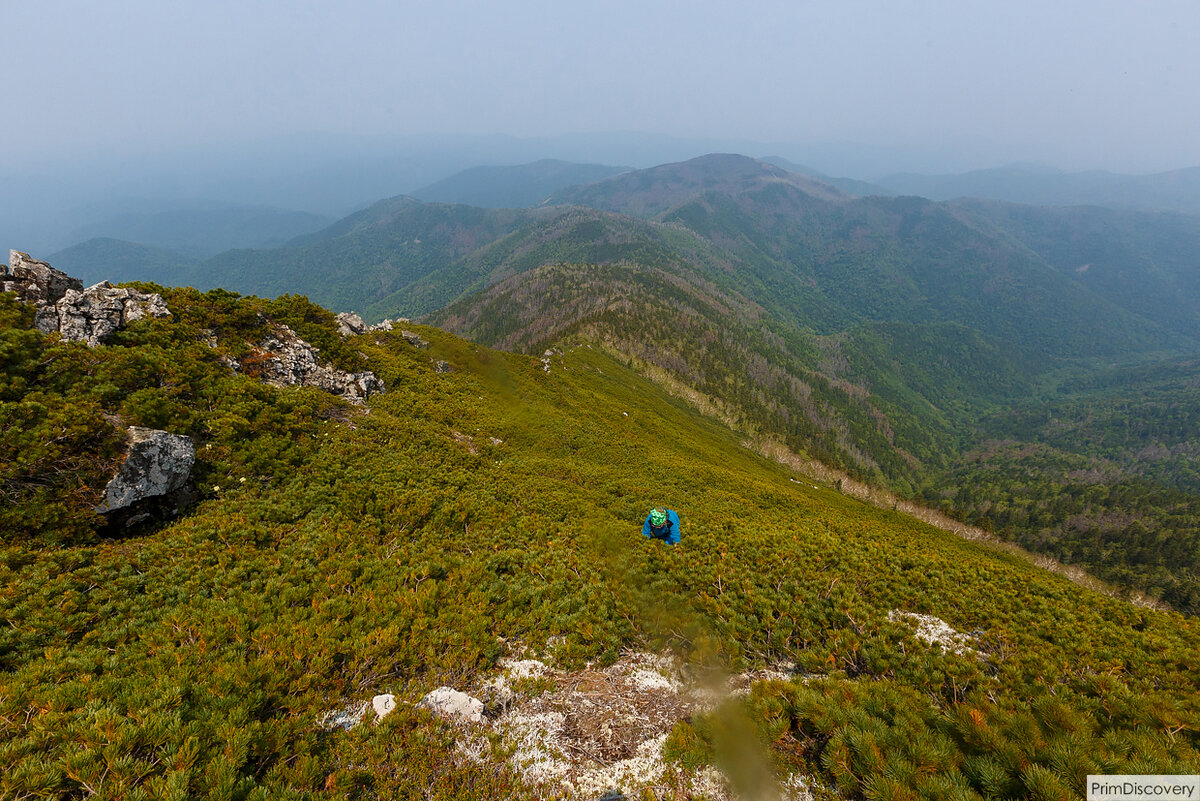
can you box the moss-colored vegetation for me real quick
[2,289,1199,798]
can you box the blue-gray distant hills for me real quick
[48,238,199,288]
[410,159,630,208]
[53,153,1200,359]
[878,164,1200,215]
[61,200,334,258]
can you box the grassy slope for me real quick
[2,297,1199,799]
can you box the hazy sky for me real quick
[5,0,1200,174]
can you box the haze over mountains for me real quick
[9,146,1200,800]
[10,3,1200,795]
[32,151,1200,613]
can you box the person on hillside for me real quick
[642,507,680,545]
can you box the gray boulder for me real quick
[336,312,367,337]
[401,329,429,348]
[96,427,196,526]
[337,312,398,337]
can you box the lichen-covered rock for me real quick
[249,324,384,404]
[417,687,485,724]
[401,329,429,348]
[3,251,171,346]
[317,702,368,731]
[3,250,83,306]
[96,427,196,527]
[336,312,367,336]
[49,282,172,346]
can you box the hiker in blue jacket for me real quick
[642,507,680,545]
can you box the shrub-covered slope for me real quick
[3,287,1199,800]
[428,260,1031,491]
[39,155,1200,617]
[425,156,1200,613]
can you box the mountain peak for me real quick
[547,152,848,218]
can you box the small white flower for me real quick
[212,485,221,492]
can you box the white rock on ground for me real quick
[372,693,397,719]
[418,687,485,724]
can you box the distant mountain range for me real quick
[48,238,200,288]
[411,159,630,208]
[878,164,1200,215]
[53,154,1200,358]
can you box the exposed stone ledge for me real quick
[3,250,171,346]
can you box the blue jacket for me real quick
[642,510,681,545]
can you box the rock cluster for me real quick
[3,252,387,404]
[335,311,398,337]
[250,324,385,404]
[96,426,196,528]
[3,250,172,346]
[49,282,172,347]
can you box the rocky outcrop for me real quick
[96,427,196,528]
[3,251,171,346]
[48,282,172,346]
[337,312,398,337]
[3,252,385,402]
[336,312,368,336]
[2,250,82,306]
[249,324,384,404]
